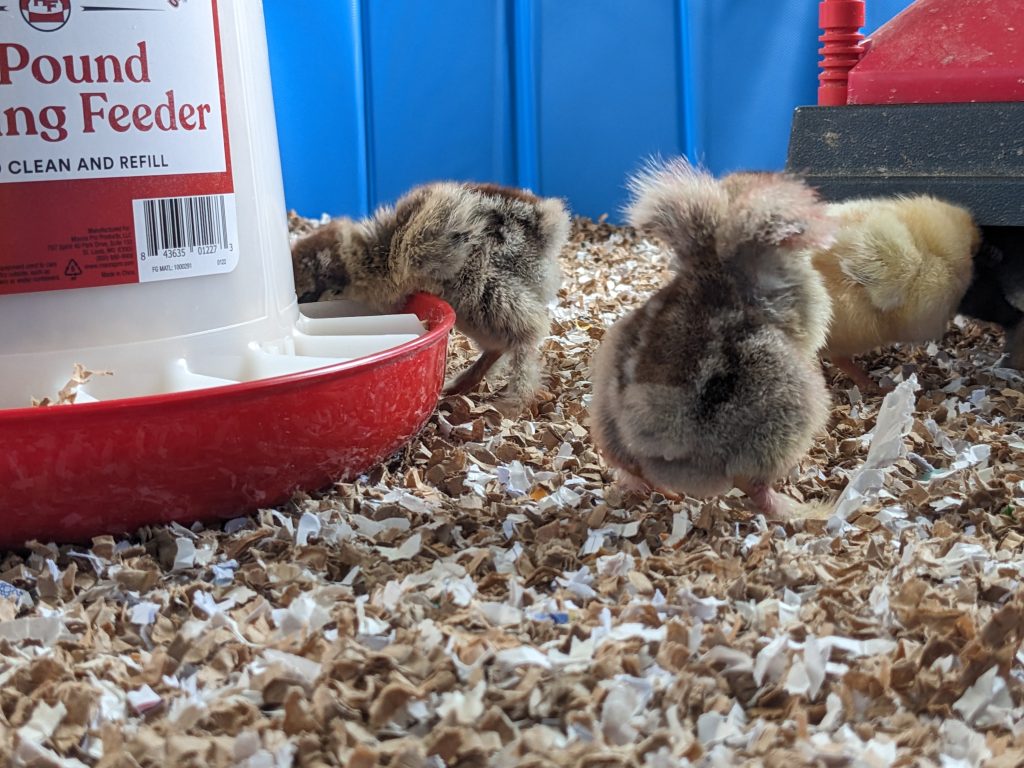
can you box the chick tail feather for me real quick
[625,157,835,277]
[625,157,727,272]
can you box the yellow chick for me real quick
[810,195,980,390]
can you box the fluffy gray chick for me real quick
[589,159,835,518]
[291,182,571,415]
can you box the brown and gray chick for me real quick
[590,159,835,518]
[291,182,571,415]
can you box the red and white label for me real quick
[0,0,236,296]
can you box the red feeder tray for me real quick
[0,292,454,550]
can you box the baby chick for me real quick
[291,181,571,415]
[956,226,1024,370]
[589,158,835,518]
[807,195,980,390]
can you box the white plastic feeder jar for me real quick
[0,0,300,406]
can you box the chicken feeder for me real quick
[0,0,455,548]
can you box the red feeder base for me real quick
[0,293,455,549]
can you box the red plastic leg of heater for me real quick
[817,0,866,106]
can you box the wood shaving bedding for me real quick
[31,363,112,407]
[0,215,1022,767]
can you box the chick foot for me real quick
[613,471,644,495]
[607,467,684,502]
[735,479,786,519]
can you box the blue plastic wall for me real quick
[265,0,912,223]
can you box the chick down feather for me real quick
[590,159,834,516]
[290,181,571,414]
[812,195,979,362]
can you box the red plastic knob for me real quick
[818,0,866,106]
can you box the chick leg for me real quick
[828,355,877,391]
[614,466,655,494]
[444,349,504,397]
[492,344,542,417]
[1005,321,1024,370]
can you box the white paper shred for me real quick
[596,551,634,578]
[350,514,410,538]
[376,532,422,562]
[224,516,251,534]
[678,590,727,621]
[496,460,533,496]
[476,600,523,627]
[211,559,239,586]
[952,665,1014,728]
[919,541,992,579]
[17,700,66,745]
[753,634,789,686]
[355,596,390,637]
[494,646,552,669]
[938,718,992,767]
[665,511,692,546]
[600,681,644,745]
[13,741,89,768]
[557,568,597,600]
[828,375,920,533]
[271,592,331,637]
[0,616,72,647]
[129,601,161,626]
[696,704,746,747]
[126,684,162,715]
[193,590,235,618]
[437,680,485,725]
[172,537,197,571]
[382,489,434,514]
[537,484,583,512]
[295,512,321,546]
[262,648,322,685]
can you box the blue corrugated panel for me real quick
[866,0,915,34]
[362,1,518,209]
[265,0,914,222]
[532,0,689,221]
[264,1,369,218]
[686,1,820,175]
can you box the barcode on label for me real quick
[139,194,230,254]
[132,193,239,283]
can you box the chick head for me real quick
[291,217,365,302]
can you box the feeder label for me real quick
[0,0,237,295]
